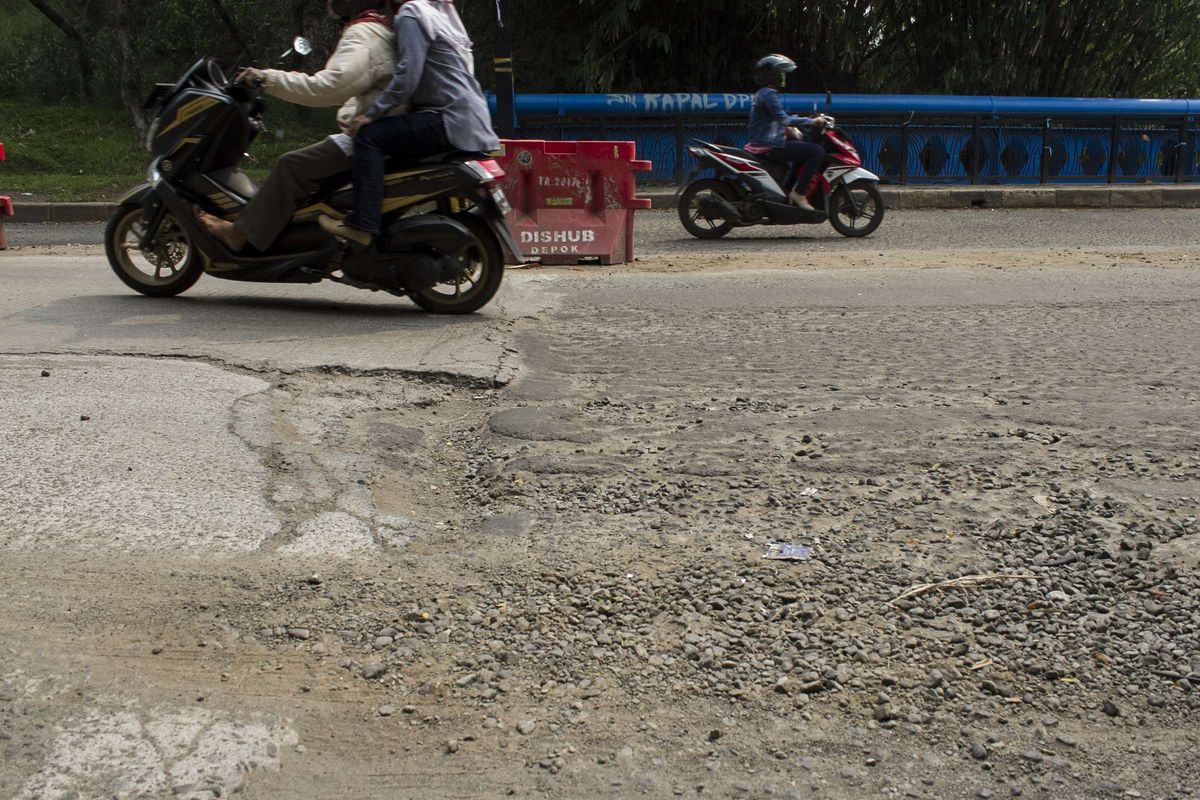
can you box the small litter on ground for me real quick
[765,543,813,561]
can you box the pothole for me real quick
[230,369,503,559]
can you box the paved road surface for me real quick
[1,210,1197,799]
[9,206,1200,252]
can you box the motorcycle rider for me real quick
[196,0,399,253]
[744,54,826,211]
[317,0,499,246]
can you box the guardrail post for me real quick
[1176,117,1188,183]
[492,0,516,137]
[674,118,684,185]
[900,115,910,184]
[1108,117,1119,184]
[1041,118,1051,184]
[971,116,982,185]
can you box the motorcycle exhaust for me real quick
[697,195,740,223]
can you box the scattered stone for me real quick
[287,628,311,640]
[378,705,396,717]
[40,370,50,378]
[516,719,536,735]
[1102,700,1121,718]
[971,743,989,760]
[361,662,387,680]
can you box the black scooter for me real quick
[106,57,520,314]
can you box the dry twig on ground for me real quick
[888,574,1038,605]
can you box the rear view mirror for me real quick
[279,37,313,60]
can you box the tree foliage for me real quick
[3,0,1200,130]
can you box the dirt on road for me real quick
[1,211,1198,799]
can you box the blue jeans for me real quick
[764,141,824,195]
[345,111,449,235]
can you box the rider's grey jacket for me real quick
[365,8,500,155]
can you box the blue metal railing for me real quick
[487,93,1199,185]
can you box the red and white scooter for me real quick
[678,115,885,239]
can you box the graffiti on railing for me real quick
[605,93,754,113]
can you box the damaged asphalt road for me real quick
[0,210,1198,799]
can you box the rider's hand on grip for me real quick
[236,67,267,88]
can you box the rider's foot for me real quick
[194,205,247,251]
[318,214,372,247]
[789,191,816,212]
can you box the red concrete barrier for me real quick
[0,196,11,250]
[0,142,9,250]
[495,140,652,265]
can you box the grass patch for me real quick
[1,174,145,203]
[0,97,333,202]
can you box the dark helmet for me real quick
[754,54,797,88]
[329,0,387,22]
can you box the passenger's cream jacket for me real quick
[261,21,397,128]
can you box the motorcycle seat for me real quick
[415,149,488,165]
[709,142,777,166]
[292,150,493,211]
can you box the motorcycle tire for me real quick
[105,202,205,297]
[410,213,504,315]
[678,179,740,239]
[828,180,885,238]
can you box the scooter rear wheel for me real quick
[828,180,885,238]
[105,203,205,297]
[410,213,504,315]
[678,179,739,239]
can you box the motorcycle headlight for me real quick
[147,162,161,185]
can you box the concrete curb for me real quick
[8,202,117,224]
[638,185,1200,211]
[7,186,1200,223]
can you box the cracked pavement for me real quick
[1,209,1198,799]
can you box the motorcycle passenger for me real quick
[744,54,824,211]
[318,0,499,246]
[196,0,399,253]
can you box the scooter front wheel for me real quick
[828,180,885,238]
[678,179,739,239]
[105,202,205,297]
